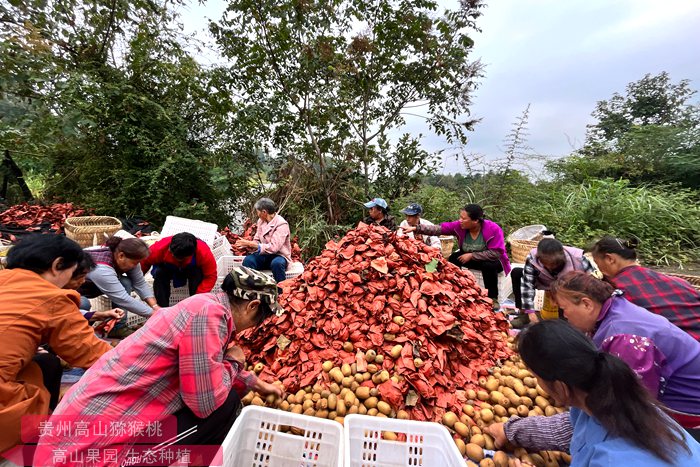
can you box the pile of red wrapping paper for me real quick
[239,223,511,422]
[0,203,89,240]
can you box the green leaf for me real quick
[425,258,438,273]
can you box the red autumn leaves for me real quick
[238,223,511,423]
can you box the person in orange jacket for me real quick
[0,235,113,460]
[141,232,218,307]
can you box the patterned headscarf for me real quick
[227,266,284,315]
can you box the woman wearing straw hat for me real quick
[34,266,285,467]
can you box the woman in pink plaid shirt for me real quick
[34,266,285,467]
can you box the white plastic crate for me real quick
[285,261,305,279]
[468,269,512,304]
[344,414,465,467]
[218,406,343,467]
[261,261,305,282]
[170,285,190,305]
[89,296,149,326]
[112,229,135,239]
[211,233,233,260]
[143,272,190,306]
[126,311,147,327]
[89,295,113,312]
[216,255,246,276]
[160,215,218,246]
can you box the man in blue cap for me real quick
[398,203,442,250]
[362,197,397,230]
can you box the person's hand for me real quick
[254,379,285,400]
[94,308,125,321]
[402,226,417,234]
[225,345,246,364]
[458,252,473,264]
[235,239,258,251]
[151,304,161,313]
[484,422,507,449]
[508,459,535,467]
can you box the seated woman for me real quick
[591,236,700,342]
[141,232,218,307]
[486,271,700,451]
[79,236,159,335]
[510,238,597,328]
[63,253,124,323]
[0,235,113,458]
[403,204,510,309]
[237,198,292,284]
[34,266,285,467]
[515,320,700,465]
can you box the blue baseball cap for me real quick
[401,203,423,216]
[363,198,388,209]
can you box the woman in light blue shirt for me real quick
[517,320,700,466]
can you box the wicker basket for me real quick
[64,216,122,247]
[439,236,454,257]
[510,239,539,263]
[665,272,700,290]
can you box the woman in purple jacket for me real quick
[404,204,510,308]
[485,271,700,451]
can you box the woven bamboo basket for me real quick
[64,216,122,247]
[510,239,539,264]
[664,272,700,290]
[439,236,454,257]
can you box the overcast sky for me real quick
[181,0,700,175]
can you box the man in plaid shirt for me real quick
[511,238,596,327]
[34,266,285,466]
[591,236,700,342]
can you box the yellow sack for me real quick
[540,291,559,320]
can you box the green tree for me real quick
[549,72,700,187]
[210,0,484,223]
[588,72,698,145]
[0,0,254,224]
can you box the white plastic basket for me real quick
[211,233,233,260]
[468,269,513,304]
[216,255,246,277]
[160,215,218,246]
[89,296,150,326]
[112,229,136,239]
[170,285,190,305]
[285,261,305,280]
[344,414,465,467]
[88,295,113,312]
[509,224,546,242]
[126,311,148,328]
[260,261,305,282]
[218,406,343,467]
[143,273,190,306]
